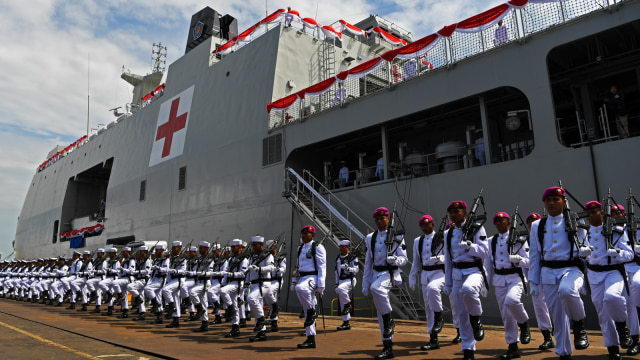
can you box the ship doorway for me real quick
[60,158,113,234]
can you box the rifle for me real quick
[227,244,252,272]
[508,206,529,249]
[252,233,284,266]
[629,189,639,246]
[558,180,590,295]
[432,215,449,255]
[385,204,405,257]
[461,189,487,246]
[602,189,620,252]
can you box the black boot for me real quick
[463,349,475,360]
[104,291,113,304]
[374,340,394,360]
[616,321,632,349]
[193,320,208,333]
[101,306,113,316]
[239,318,247,328]
[211,314,222,324]
[184,312,198,322]
[421,332,440,350]
[453,328,461,344]
[165,317,180,328]
[154,312,164,324]
[270,302,280,318]
[299,309,305,318]
[90,305,101,314]
[225,324,241,338]
[499,343,521,360]
[297,335,316,349]
[249,330,267,342]
[66,302,76,310]
[558,356,572,360]
[572,319,589,350]
[164,302,175,319]
[254,316,266,332]
[539,329,554,350]
[150,299,159,314]
[627,334,640,356]
[132,296,143,309]
[118,309,129,318]
[133,312,146,321]
[469,315,484,341]
[89,291,97,303]
[608,346,622,360]
[194,303,206,320]
[270,320,279,332]
[433,311,444,333]
[518,322,531,344]
[382,313,395,339]
[304,308,318,327]
[342,302,352,316]
[77,303,88,312]
[245,310,251,321]
[337,320,351,331]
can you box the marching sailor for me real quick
[443,200,490,360]
[220,239,249,338]
[162,241,187,328]
[99,248,121,316]
[488,212,531,360]
[206,244,225,325]
[113,247,135,318]
[294,225,327,350]
[525,212,554,351]
[335,239,359,331]
[144,243,170,324]
[86,249,106,313]
[529,187,590,360]
[409,214,446,351]
[189,241,213,332]
[128,246,152,321]
[49,256,69,306]
[71,251,93,312]
[266,239,286,332]
[63,250,82,309]
[362,207,408,360]
[580,200,633,360]
[247,236,275,342]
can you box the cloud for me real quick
[0,0,501,258]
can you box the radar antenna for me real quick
[151,43,167,74]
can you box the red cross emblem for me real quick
[156,98,188,158]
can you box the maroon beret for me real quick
[542,186,565,201]
[447,201,467,212]
[493,212,510,223]
[526,212,541,223]
[584,201,602,211]
[373,207,389,218]
[418,215,433,226]
[301,225,316,234]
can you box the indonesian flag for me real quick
[304,77,336,96]
[301,18,319,30]
[212,40,235,55]
[368,27,407,46]
[321,25,342,40]
[260,9,286,25]
[454,0,528,34]
[345,57,384,78]
[339,20,367,37]
[235,25,257,43]
[267,93,300,113]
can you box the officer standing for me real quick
[294,225,327,349]
[488,212,531,360]
[525,212,554,351]
[335,239,359,331]
[409,215,446,351]
[443,201,490,360]
[579,200,633,360]
[529,187,590,360]
[362,207,408,360]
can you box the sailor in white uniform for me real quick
[113,247,135,318]
[335,239,359,331]
[62,250,82,309]
[362,207,408,360]
[443,200,490,360]
[144,244,170,324]
[220,239,249,338]
[579,200,633,360]
[409,214,446,351]
[246,236,275,342]
[128,246,152,321]
[529,187,590,360]
[488,212,531,360]
[49,257,69,305]
[86,249,106,313]
[524,212,554,351]
[71,251,93,312]
[294,225,327,350]
[98,248,121,316]
[266,239,286,332]
[162,241,187,328]
[206,244,225,325]
[190,241,213,332]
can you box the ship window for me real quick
[52,220,59,244]
[139,180,146,201]
[263,133,283,166]
[178,167,187,190]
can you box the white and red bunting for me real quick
[149,86,194,167]
[339,20,367,37]
[321,25,342,40]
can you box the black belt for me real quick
[136,276,149,280]
[494,268,519,275]
[453,261,478,270]
[299,271,318,277]
[186,276,196,279]
[250,279,268,284]
[541,259,583,269]
[339,274,355,280]
[422,264,445,272]
[373,265,398,272]
[273,276,282,281]
[587,263,624,272]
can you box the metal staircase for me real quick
[283,168,425,320]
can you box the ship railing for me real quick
[267,0,629,131]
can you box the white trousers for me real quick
[220,282,241,325]
[370,271,394,341]
[336,279,353,321]
[590,271,627,347]
[495,279,528,344]
[452,271,484,351]
[421,270,445,333]
[296,275,318,336]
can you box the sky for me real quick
[0,0,503,259]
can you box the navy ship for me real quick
[13,0,640,324]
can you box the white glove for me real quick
[443,285,452,295]
[341,263,349,270]
[316,286,324,296]
[169,269,177,275]
[480,286,488,298]
[607,248,619,257]
[509,255,523,265]
[634,244,640,255]
[409,281,416,291]
[386,256,397,265]
[151,265,159,271]
[578,246,592,258]
[249,265,259,272]
[459,241,471,250]
[530,282,540,296]
[426,256,438,266]
[176,269,185,275]
[362,286,369,297]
